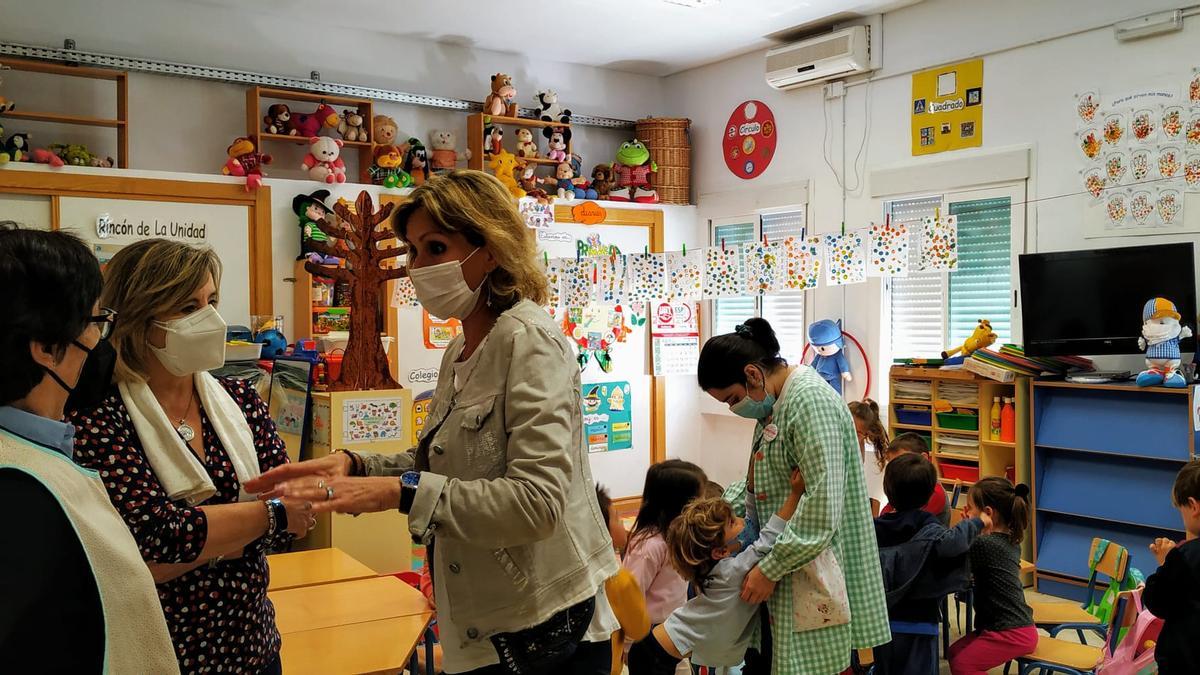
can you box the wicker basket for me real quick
[636,117,691,205]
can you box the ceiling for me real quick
[195,0,920,76]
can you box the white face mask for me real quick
[150,305,228,376]
[408,248,487,320]
[1143,319,1181,344]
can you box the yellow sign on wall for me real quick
[911,59,983,156]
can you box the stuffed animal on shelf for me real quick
[293,189,342,264]
[484,122,504,156]
[942,319,997,359]
[373,114,400,146]
[49,143,98,167]
[404,137,431,186]
[551,162,576,199]
[0,122,8,165]
[534,89,571,124]
[484,73,518,117]
[543,126,569,162]
[590,164,614,200]
[337,109,368,142]
[487,149,526,198]
[514,128,538,159]
[263,103,294,135]
[517,162,540,193]
[428,129,471,172]
[288,103,340,138]
[1137,297,1193,388]
[0,63,14,114]
[90,155,115,168]
[568,154,597,199]
[26,147,65,168]
[4,132,30,162]
[610,139,658,203]
[222,136,272,190]
[369,144,413,189]
[301,136,346,184]
[808,319,852,395]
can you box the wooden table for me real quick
[267,548,377,592]
[271,575,433,674]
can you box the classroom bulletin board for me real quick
[911,59,984,156]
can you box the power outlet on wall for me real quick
[824,81,846,100]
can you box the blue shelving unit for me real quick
[1031,381,1197,599]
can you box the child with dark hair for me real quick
[850,399,889,516]
[874,454,986,675]
[949,477,1036,675]
[880,432,950,526]
[1144,459,1200,674]
[596,484,650,675]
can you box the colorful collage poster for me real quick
[581,381,633,453]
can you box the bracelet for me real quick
[264,499,277,536]
[336,449,365,477]
[265,498,288,536]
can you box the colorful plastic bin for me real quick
[894,406,933,427]
[936,412,979,431]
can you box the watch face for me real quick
[401,471,421,488]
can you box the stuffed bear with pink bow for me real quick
[301,136,347,184]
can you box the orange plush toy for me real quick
[484,73,518,117]
[222,137,272,191]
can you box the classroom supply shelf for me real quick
[1031,381,1197,597]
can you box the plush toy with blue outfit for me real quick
[1136,297,1192,388]
[808,319,853,395]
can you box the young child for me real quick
[874,453,987,675]
[850,399,890,516]
[948,477,1036,675]
[623,460,707,627]
[1144,459,1200,674]
[880,432,950,526]
[626,469,804,675]
[596,484,651,675]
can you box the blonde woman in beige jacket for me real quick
[247,170,619,674]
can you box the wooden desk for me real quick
[268,548,377,592]
[279,614,433,675]
[1021,559,1036,575]
[270,575,431,635]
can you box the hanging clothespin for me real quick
[576,247,581,264]
[593,265,598,284]
[721,238,726,252]
[544,251,549,267]
[841,221,846,236]
[682,243,686,256]
[644,245,649,256]
[885,213,891,230]
[935,207,940,221]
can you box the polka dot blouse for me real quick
[70,378,292,674]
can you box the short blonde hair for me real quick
[101,239,222,382]
[391,170,548,308]
[665,497,734,590]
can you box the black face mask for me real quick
[44,338,118,414]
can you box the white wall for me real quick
[664,0,1200,482]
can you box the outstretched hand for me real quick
[244,452,351,499]
[281,476,402,516]
[1150,537,1177,567]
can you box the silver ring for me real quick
[307,516,317,530]
[317,480,326,489]
[325,485,335,501]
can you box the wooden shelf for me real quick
[1,110,125,128]
[936,451,981,462]
[982,439,1016,447]
[892,423,932,431]
[934,426,979,436]
[261,132,372,148]
[313,306,353,312]
[467,112,573,172]
[257,87,376,108]
[891,397,933,406]
[940,402,980,409]
[515,156,567,166]
[247,86,375,183]
[939,478,974,486]
[476,114,573,130]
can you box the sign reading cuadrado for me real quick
[58,196,254,326]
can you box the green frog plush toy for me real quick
[609,139,659,203]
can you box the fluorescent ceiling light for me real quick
[1114,10,1182,42]
[661,0,721,7]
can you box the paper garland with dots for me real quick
[824,232,867,286]
[666,249,704,301]
[704,246,746,298]
[742,242,784,296]
[869,222,910,277]
[778,236,822,291]
[919,215,958,271]
[626,253,667,303]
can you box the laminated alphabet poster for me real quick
[919,215,958,271]
[704,246,745,298]
[869,221,910,277]
[824,232,867,286]
[779,236,821,291]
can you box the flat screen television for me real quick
[1019,242,1196,356]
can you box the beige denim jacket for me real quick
[361,299,618,646]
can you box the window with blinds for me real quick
[710,209,807,364]
[949,197,1012,346]
[888,196,945,359]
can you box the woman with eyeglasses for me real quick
[69,239,313,674]
[0,224,178,673]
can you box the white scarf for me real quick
[118,372,262,505]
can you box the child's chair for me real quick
[940,480,974,657]
[1029,538,1130,644]
[1009,589,1148,675]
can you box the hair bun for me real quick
[1013,483,1030,499]
[739,317,782,356]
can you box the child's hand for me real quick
[789,468,805,496]
[1150,538,1177,566]
[977,510,993,530]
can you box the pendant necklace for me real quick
[175,390,197,443]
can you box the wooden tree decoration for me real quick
[304,190,407,391]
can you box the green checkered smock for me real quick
[723,366,890,674]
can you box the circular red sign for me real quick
[723,100,777,180]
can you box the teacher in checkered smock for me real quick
[697,318,890,674]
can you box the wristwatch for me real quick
[399,471,421,514]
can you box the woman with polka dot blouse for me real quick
[70,240,314,674]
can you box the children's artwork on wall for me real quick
[1083,166,1107,201]
[559,258,590,308]
[779,236,822,291]
[341,397,405,444]
[743,241,783,295]
[1155,189,1181,225]
[1158,146,1182,179]
[595,255,629,305]
[410,389,434,446]
[1105,191,1129,228]
[1076,91,1100,124]
[563,304,635,372]
[1103,113,1125,146]
[1105,150,1127,183]
[1162,106,1185,140]
[1130,149,1152,182]
[824,231,867,286]
[1079,127,1102,161]
[911,58,984,156]
[919,215,958,271]
[1129,190,1154,226]
[666,249,704,301]
[1185,153,1200,190]
[1131,108,1156,144]
[704,245,745,298]
[390,277,420,308]
[422,310,462,350]
[627,252,666,303]
[581,382,633,453]
[518,196,554,229]
[869,221,910,277]
[1192,68,1200,103]
[543,257,564,312]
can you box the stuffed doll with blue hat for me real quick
[1136,297,1192,388]
[809,319,853,395]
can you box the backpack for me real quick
[1086,539,1145,627]
[1096,587,1162,675]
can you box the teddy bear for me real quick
[484,73,518,117]
[428,129,472,172]
[1137,297,1193,388]
[543,126,569,162]
[373,115,399,145]
[590,164,614,200]
[370,144,413,189]
[404,138,431,185]
[301,136,346,184]
[223,136,272,190]
[484,123,504,156]
[337,109,369,143]
[534,90,571,124]
[263,103,294,135]
[5,132,31,162]
[487,149,526,198]
[516,162,540,193]
[514,128,538,159]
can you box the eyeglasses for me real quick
[87,307,117,340]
